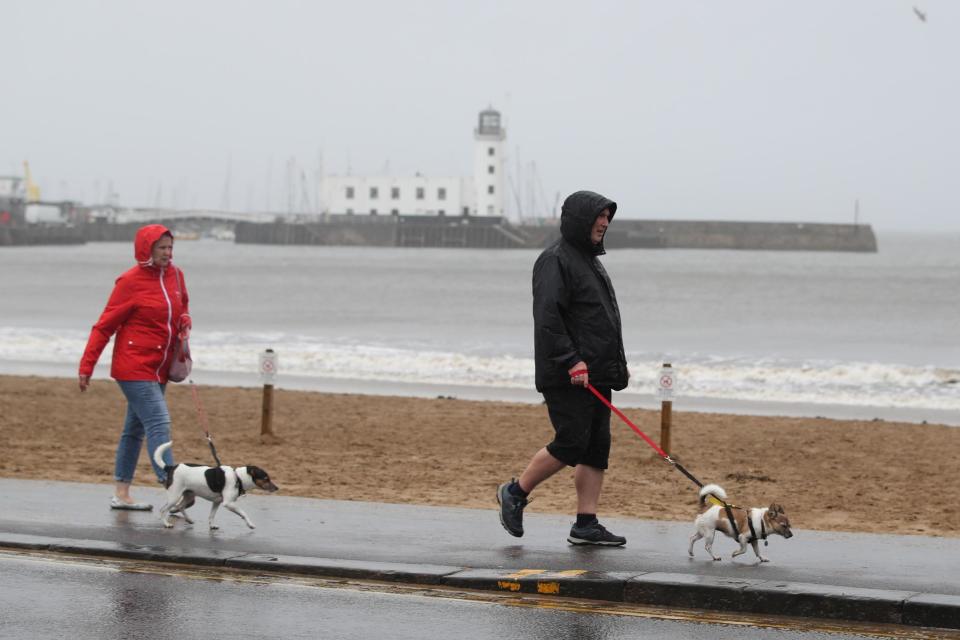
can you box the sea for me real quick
[1,234,958,425]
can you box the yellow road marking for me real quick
[503,569,546,578]
[502,569,588,595]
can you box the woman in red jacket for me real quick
[79,224,191,510]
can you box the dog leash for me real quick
[188,378,222,467]
[584,382,746,536]
[584,382,704,488]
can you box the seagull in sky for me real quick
[913,6,927,22]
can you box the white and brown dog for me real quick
[688,483,793,562]
[153,441,278,530]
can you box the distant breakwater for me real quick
[0,217,878,252]
[0,226,84,246]
[235,216,878,252]
[605,219,877,252]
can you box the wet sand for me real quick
[2,374,957,537]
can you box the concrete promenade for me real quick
[0,478,957,630]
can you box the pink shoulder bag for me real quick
[167,268,192,383]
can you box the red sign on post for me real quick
[658,366,676,400]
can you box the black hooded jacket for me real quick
[532,190,628,391]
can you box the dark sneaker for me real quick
[497,479,527,537]
[567,521,626,546]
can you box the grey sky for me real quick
[3,0,958,232]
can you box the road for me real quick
[2,479,958,632]
[2,551,950,640]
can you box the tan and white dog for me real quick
[688,483,793,562]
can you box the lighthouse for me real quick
[473,107,506,216]
[319,106,508,217]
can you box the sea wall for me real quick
[81,220,142,242]
[236,215,531,249]
[236,218,396,246]
[0,225,85,246]
[603,220,877,252]
[8,214,875,252]
[236,217,877,252]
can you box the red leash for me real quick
[585,383,668,457]
[585,382,704,488]
[585,382,745,534]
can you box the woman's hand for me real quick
[78,375,91,392]
[179,314,192,340]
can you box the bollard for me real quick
[658,363,675,456]
[259,348,279,443]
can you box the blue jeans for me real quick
[115,381,175,484]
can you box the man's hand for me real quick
[78,375,90,392]
[568,361,589,387]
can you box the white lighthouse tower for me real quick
[473,107,506,216]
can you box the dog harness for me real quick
[723,504,740,539]
[746,509,769,546]
[235,475,246,497]
[723,506,769,546]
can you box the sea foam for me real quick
[2,326,957,411]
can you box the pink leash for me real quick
[189,379,222,467]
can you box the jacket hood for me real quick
[134,224,173,266]
[559,190,617,255]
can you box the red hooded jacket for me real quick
[79,225,191,383]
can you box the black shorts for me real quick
[543,386,612,470]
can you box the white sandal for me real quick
[110,495,153,511]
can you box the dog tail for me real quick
[154,441,173,470]
[699,483,727,505]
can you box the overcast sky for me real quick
[3,1,958,232]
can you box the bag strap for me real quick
[175,267,184,299]
[174,267,186,331]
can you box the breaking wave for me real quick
[1,326,957,411]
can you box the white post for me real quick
[259,349,278,441]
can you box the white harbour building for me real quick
[319,108,506,217]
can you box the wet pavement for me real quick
[1,478,958,630]
[7,552,943,640]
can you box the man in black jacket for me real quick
[497,190,629,546]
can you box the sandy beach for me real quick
[2,374,957,538]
